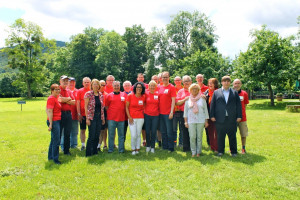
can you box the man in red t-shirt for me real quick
[173,76,183,147]
[158,71,176,152]
[59,75,75,155]
[233,79,249,154]
[76,77,91,151]
[105,81,127,153]
[104,75,115,94]
[196,74,209,93]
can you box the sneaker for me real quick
[217,153,223,157]
[146,147,151,153]
[136,150,139,154]
[54,160,61,165]
[231,153,237,157]
[132,151,136,155]
[150,148,155,153]
[97,148,101,152]
[241,149,246,154]
[103,146,107,150]
[81,146,85,151]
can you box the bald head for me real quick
[233,79,242,91]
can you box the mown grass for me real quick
[0,98,299,199]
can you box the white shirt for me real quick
[183,98,209,124]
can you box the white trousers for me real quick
[129,118,144,150]
[188,123,204,155]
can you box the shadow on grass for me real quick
[214,152,266,166]
[44,148,81,170]
[248,101,300,111]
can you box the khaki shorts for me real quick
[238,121,248,137]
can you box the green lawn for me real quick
[0,98,299,199]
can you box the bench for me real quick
[286,105,300,112]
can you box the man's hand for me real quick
[211,117,216,122]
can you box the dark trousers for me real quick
[145,114,159,148]
[173,111,184,146]
[215,117,237,154]
[205,128,210,146]
[86,113,102,156]
[160,114,174,151]
[47,120,61,162]
[180,117,190,152]
[124,120,128,142]
[60,111,72,154]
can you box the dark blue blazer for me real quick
[209,88,242,123]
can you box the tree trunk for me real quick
[26,79,32,99]
[267,83,274,106]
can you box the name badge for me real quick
[239,96,244,101]
[164,89,169,94]
[154,95,158,100]
[121,97,125,101]
[138,100,143,105]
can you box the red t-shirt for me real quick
[104,85,114,94]
[47,95,61,121]
[105,92,127,121]
[175,88,190,112]
[126,93,146,118]
[70,88,78,120]
[238,90,249,122]
[200,84,209,93]
[101,91,108,106]
[76,87,90,116]
[59,86,74,111]
[144,90,159,116]
[158,84,176,115]
[175,85,183,111]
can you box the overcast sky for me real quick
[0,0,299,58]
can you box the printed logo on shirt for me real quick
[239,96,244,101]
[164,89,169,94]
[121,97,125,101]
[154,95,158,100]
[138,100,143,105]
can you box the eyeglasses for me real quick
[54,89,61,91]
[162,77,169,79]
[101,84,106,87]
[136,87,142,89]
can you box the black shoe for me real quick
[158,141,162,147]
[81,146,85,151]
[231,153,237,157]
[97,148,101,152]
[217,153,223,157]
[54,160,61,165]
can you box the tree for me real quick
[122,25,148,83]
[95,31,127,81]
[235,25,297,106]
[3,18,56,98]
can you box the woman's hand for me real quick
[102,119,105,125]
[169,112,173,119]
[205,121,209,128]
[129,117,134,125]
[86,119,91,126]
[48,124,52,131]
[184,122,189,128]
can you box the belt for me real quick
[61,110,71,113]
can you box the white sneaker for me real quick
[132,151,136,155]
[146,147,151,153]
[150,148,155,153]
[135,151,139,154]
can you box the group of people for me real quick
[46,72,249,164]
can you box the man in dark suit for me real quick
[210,76,242,157]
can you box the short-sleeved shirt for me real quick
[238,90,249,122]
[175,88,190,112]
[47,95,61,121]
[70,88,78,120]
[158,83,176,115]
[144,90,159,116]
[76,87,90,116]
[105,92,127,122]
[59,86,74,111]
[126,93,146,118]
[175,85,183,111]
[104,85,114,94]
[200,84,209,93]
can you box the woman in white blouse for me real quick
[184,84,209,157]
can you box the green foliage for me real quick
[3,18,56,98]
[0,72,21,97]
[234,25,298,106]
[95,31,127,81]
[122,25,148,83]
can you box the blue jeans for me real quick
[145,114,159,148]
[86,114,102,156]
[159,114,174,151]
[173,111,183,146]
[60,120,79,149]
[108,120,125,153]
[47,120,61,162]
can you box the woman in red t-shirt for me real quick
[126,82,146,155]
[46,84,62,164]
[144,80,159,153]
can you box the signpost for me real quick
[17,101,26,111]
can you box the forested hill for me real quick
[0,41,66,73]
